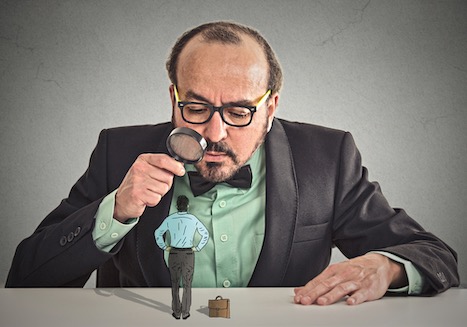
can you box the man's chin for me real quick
[196,161,240,183]
[205,161,222,169]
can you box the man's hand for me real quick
[294,253,407,306]
[113,154,185,222]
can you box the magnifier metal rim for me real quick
[166,127,207,164]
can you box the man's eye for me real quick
[225,108,250,119]
[189,109,207,114]
[185,105,209,115]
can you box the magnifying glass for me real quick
[166,127,207,164]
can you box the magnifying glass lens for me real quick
[166,127,207,163]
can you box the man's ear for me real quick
[169,84,175,108]
[267,92,279,132]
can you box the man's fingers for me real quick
[295,279,355,305]
[346,287,374,305]
[139,188,163,207]
[315,281,360,305]
[141,153,185,176]
[294,254,395,306]
[114,153,186,222]
[294,267,343,304]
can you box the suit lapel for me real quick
[249,119,299,286]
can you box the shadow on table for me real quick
[196,305,210,317]
[95,288,172,314]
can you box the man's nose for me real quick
[203,112,228,143]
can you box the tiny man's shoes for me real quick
[182,313,190,320]
[172,312,181,320]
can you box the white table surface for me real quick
[0,287,465,326]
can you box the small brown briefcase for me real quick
[208,296,230,318]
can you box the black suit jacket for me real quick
[6,119,459,294]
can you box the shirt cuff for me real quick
[92,189,139,252]
[371,251,425,295]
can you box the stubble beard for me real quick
[195,118,269,182]
[172,112,269,183]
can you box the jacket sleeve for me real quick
[6,129,120,287]
[332,132,459,295]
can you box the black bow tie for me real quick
[188,165,252,197]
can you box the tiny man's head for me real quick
[166,21,283,184]
[176,195,189,212]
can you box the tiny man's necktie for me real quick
[188,165,252,197]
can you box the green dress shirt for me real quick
[166,145,266,288]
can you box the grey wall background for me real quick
[1,0,466,287]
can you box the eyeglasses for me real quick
[174,85,271,127]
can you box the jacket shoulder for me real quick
[277,118,347,149]
[103,122,172,143]
[99,122,173,156]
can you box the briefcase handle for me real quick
[215,296,223,300]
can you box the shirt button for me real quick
[220,234,228,242]
[219,200,227,208]
[99,222,107,230]
[223,279,231,288]
[110,233,119,238]
[59,236,67,246]
[67,232,75,242]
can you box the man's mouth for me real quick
[204,151,227,162]
[202,141,236,163]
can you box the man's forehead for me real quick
[177,34,268,87]
[187,32,249,49]
[179,33,265,66]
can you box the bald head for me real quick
[166,21,283,94]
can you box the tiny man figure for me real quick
[154,195,209,320]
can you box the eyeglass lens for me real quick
[181,104,252,126]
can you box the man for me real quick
[155,195,209,319]
[6,21,459,306]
